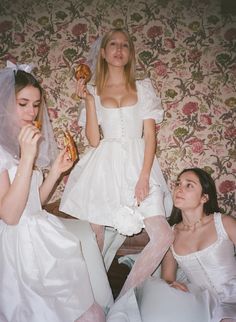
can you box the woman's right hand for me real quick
[169,281,189,292]
[76,78,94,102]
[18,124,41,162]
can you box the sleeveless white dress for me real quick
[136,213,236,322]
[60,79,172,236]
[0,146,112,322]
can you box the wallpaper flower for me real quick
[0,0,235,216]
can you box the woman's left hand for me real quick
[51,148,74,177]
[135,175,149,206]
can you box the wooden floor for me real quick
[107,256,131,299]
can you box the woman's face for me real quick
[16,85,41,128]
[173,171,207,212]
[102,31,130,68]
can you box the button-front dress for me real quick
[60,79,172,236]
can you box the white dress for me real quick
[60,79,172,236]
[0,146,112,322]
[136,213,236,322]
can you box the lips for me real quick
[175,195,185,201]
[114,54,123,59]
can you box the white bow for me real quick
[6,60,34,73]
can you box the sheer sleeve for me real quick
[0,146,17,174]
[78,85,102,127]
[137,79,164,124]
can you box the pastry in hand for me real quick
[33,120,42,130]
[75,64,92,83]
[64,130,78,162]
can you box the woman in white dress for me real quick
[0,63,107,322]
[60,28,174,298]
[137,168,236,322]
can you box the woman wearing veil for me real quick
[0,62,108,322]
[60,28,174,299]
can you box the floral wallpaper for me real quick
[0,0,235,216]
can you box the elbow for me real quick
[1,216,20,225]
[88,139,100,148]
[0,210,21,225]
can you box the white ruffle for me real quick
[112,206,144,236]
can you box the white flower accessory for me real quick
[6,60,34,73]
[112,205,144,236]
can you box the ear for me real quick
[202,194,209,203]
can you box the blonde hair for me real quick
[95,28,136,95]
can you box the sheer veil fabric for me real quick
[0,62,58,169]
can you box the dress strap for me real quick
[213,212,228,240]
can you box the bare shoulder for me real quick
[221,214,236,243]
[221,213,236,225]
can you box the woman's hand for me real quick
[18,124,41,163]
[135,175,150,206]
[50,148,74,179]
[76,78,94,102]
[169,281,189,292]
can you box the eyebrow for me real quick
[177,178,199,185]
[16,98,41,103]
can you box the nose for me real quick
[116,43,122,51]
[26,104,37,116]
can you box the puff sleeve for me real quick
[0,146,17,174]
[137,79,164,124]
[78,85,102,126]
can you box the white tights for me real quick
[118,215,174,299]
[91,216,174,300]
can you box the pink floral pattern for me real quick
[0,0,235,216]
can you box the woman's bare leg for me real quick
[75,302,106,322]
[117,215,174,299]
[221,319,236,322]
[90,223,104,253]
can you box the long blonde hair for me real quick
[95,28,136,95]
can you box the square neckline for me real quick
[100,100,139,110]
[96,83,140,110]
[171,213,221,258]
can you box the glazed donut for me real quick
[75,63,92,83]
[64,130,78,162]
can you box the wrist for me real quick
[140,171,150,180]
[48,167,61,181]
[85,95,95,105]
[20,156,35,168]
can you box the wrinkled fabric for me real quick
[60,79,172,235]
[0,148,101,322]
[171,213,236,322]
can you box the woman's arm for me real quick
[161,249,177,282]
[85,95,100,147]
[76,79,100,147]
[161,249,189,292]
[39,148,73,205]
[0,126,40,225]
[135,119,156,205]
[222,215,236,245]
